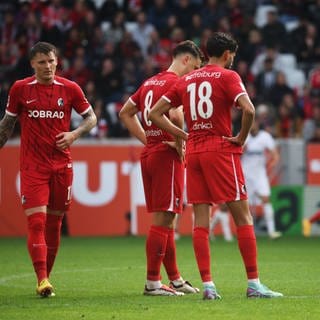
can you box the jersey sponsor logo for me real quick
[186,71,221,81]
[145,129,163,137]
[26,99,37,104]
[192,121,213,130]
[144,79,166,87]
[28,110,64,119]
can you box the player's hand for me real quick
[222,134,245,146]
[163,140,186,162]
[56,132,76,150]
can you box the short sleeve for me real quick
[6,81,21,116]
[71,81,92,115]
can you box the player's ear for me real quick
[183,54,191,65]
[30,59,36,70]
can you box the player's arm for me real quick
[168,106,185,161]
[148,97,188,141]
[0,114,17,148]
[267,145,280,168]
[119,99,147,145]
[223,94,255,146]
[56,108,97,150]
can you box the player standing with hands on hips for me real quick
[120,40,202,296]
[149,32,283,300]
[0,42,97,297]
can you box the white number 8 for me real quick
[143,90,153,127]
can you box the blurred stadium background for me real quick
[0,0,320,237]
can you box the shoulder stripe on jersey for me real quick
[26,79,64,86]
[27,79,37,85]
[162,95,171,103]
[80,105,92,115]
[234,92,247,103]
[6,110,17,117]
[53,79,64,86]
[129,97,136,106]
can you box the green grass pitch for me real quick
[0,236,319,320]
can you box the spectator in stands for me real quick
[275,94,303,138]
[147,0,171,32]
[254,57,278,103]
[303,104,320,142]
[268,71,295,108]
[96,57,123,103]
[250,45,282,77]
[103,10,126,45]
[238,28,264,66]
[173,0,199,30]
[294,22,320,71]
[130,10,155,57]
[260,7,287,51]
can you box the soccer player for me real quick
[0,42,97,297]
[119,40,202,296]
[149,32,283,299]
[241,120,282,239]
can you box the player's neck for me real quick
[207,58,225,68]
[35,75,55,85]
[167,63,180,76]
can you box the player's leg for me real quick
[21,167,53,297]
[260,195,281,239]
[142,152,183,296]
[46,164,73,281]
[227,199,283,298]
[255,173,281,239]
[213,153,282,298]
[45,211,64,277]
[187,153,220,300]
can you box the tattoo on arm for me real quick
[73,108,97,139]
[0,114,17,148]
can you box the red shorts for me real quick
[141,148,184,214]
[20,163,73,211]
[186,151,247,204]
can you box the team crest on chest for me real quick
[57,98,64,107]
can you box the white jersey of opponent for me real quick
[241,130,276,204]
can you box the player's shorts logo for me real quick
[21,195,26,205]
[57,98,64,107]
[241,184,246,194]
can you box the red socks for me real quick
[193,227,212,282]
[45,214,63,276]
[237,225,259,279]
[146,225,168,281]
[162,228,180,281]
[27,213,47,284]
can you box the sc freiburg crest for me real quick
[57,98,64,107]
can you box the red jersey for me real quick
[163,64,247,154]
[130,71,179,154]
[6,75,91,167]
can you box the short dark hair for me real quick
[206,32,238,58]
[29,42,57,60]
[172,40,203,61]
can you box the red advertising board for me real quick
[0,141,242,237]
[0,142,196,236]
[307,144,320,185]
